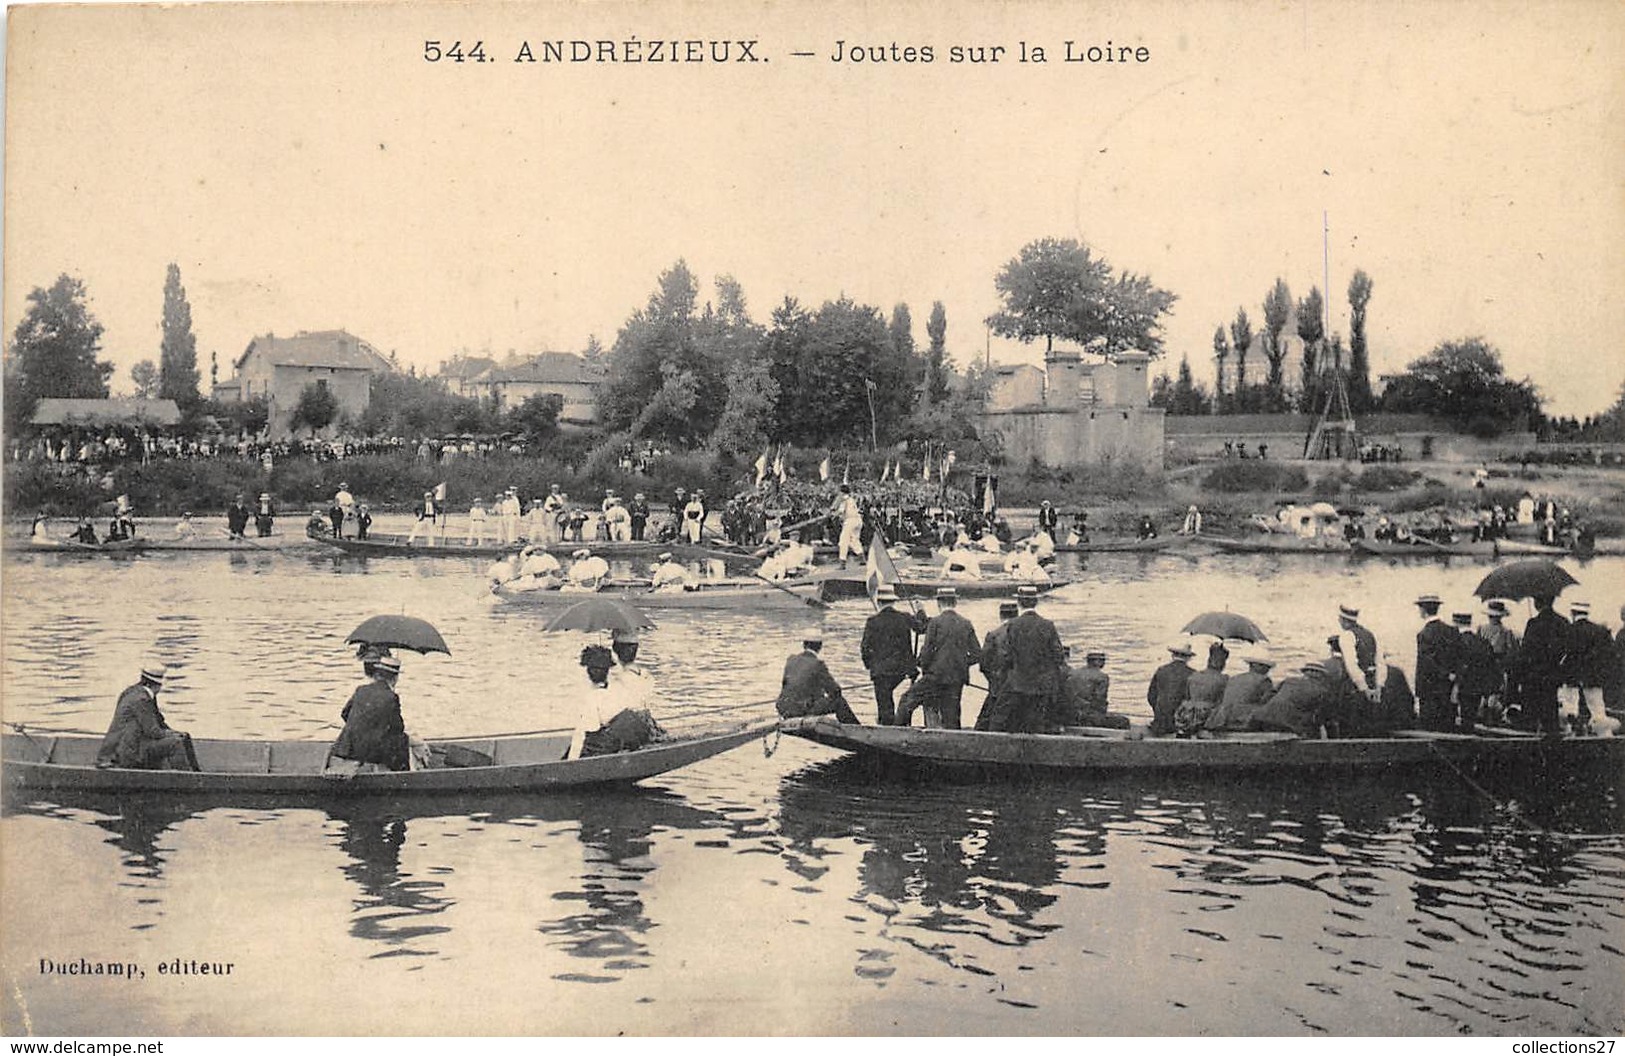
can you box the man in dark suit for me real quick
[1516,594,1569,735]
[974,601,1019,730]
[775,638,860,724]
[861,585,919,725]
[96,662,199,771]
[1565,600,1610,733]
[1414,593,1460,731]
[1251,662,1332,737]
[897,588,981,729]
[225,494,252,539]
[1453,612,1502,732]
[1147,642,1194,736]
[332,654,411,770]
[993,586,1064,733]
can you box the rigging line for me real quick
[1425,740,1546,836]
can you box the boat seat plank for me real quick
[194,739,274,774]
[487,738,570,766]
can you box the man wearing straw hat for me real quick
[898,587,980,729]
[96,661,199,771]
[1251,662,1333,738]
[974,601,1020,731]
[1565,600,1610,735]
[992,585,1064,733]
[1205,647,1277,732]
[1146,641,1195,737]
[1517,593,1570,736]
[1414,593,1459,732]
[861,584,918,726]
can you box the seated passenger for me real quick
[568,644,665,759]
[96,661,199,771]
[30,512,50,541]
[331,655,409,771]
[940,546,985,580]
[1205,649,1277,732]
[566,549,610,591]
[1055,648,1131,729]
[775,637,861,725]
[517,544,563,587]
[649,552,693,591]
[1175,641,1230,735]
[1249,662,1331,738]
[175,512,198,540]
[73,518,98,545]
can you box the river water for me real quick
[2,546,1622,1036]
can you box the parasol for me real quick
[345,614,451,655]
[1473,560,1578,601]
[1181,611,1268,642]
[544,598,657,634]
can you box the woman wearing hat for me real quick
[331,654,409,772]
[96,662,199,771]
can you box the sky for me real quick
[4,0,1623,415]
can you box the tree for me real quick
[1347,269,1375,412]
[711,358,780,456]
[504,393,564,443]
[889,303,920,393]
[581,334,607,366]
[1379,337,1542,435]
[5,274,112,431]
[1296,286,1326,410]
[158,263,201,411]
[130,360,160,399]
[1167,355,1212,415]
[1212,325,1230,405]
[925,301,951,403]
[987,237,1177,358]
[1261,278,1292,394]
[290,382,339,437]
[1230,307,1254,399]
[769,296,910,446]
[210,350,219,390]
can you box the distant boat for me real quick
[815,576,1067,602]
[1208,536,1353,554]
[492,578,825,610]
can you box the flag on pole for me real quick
[880,459,890,482]
[774,447,786,483]
[923,459,931,482]
[818,456,831,482]
[842,462,850,486]
[754,449,769,485]
[433,481,448,501]
[865,526,904,605]
[983,477,996,515]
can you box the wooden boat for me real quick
[491,577,826,610]
[18,536,149,554]
[20,534,331,555]
[1207,535,1353,554]
[816,576,1066,602]
[1354,538,1569,558]
[1054,536,1182,553]
[778,717,1625,778]
[2,723,773,796]
[320,534,735,561]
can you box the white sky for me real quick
[5,0,1623,414]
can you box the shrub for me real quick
[1354,466,1419,492]
[1200,461,1310,494]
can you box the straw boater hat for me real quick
[139,661,167,684]
[1301,661,1327,677]
[998,602,1019,618]
[1487,600,1510,617]
[1338,603,1359,620]
[1571,600,1591,616]
[1243,646,1275,669]
[373,655,402,675]
[572,549,591,559]
[875,585,899,603]
[1016,585,1040,606]
[658,552,673,562]
[1416,593,1442,608]
[935,587,957,602]
[1168,641,1195,659]
[1085,649,1107,662]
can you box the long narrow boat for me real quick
[491,578,826,610]
[2,723,773,795]
[319,534,729,561]
[18,537,149,554]
[1054,536,1183,554]
[1207,535,1354,554]
[1353,538,1569,558]
[778,717,1625,778]
[816,576,1067,602]
[21,535,327,554]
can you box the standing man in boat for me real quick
[1452,612,1501,732]
[975,601,1020,729]
[1515,594,1569,735]
[1036,500,1059,543]
[466,496,490,545]
[226,493,252,540]
[991,586,1064,733]
[1414,593,1459,731]
[96,661,200,772]
[629,493,650,542]
[1147,642,1195,736]
[331,654,410,771]
[541,485,567,545]
[861,585,918,726]
[898,588,980,729]
[1565,600,1610,735]
[255,493,277,538]
[333,481,355,538]
[833,484,864,569]
[1335,603,1381,698]
[682,490,707,544]
[775,636,861,725]
[407,490,439,547]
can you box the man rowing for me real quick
[567,548,611,591]
[649,552,694,591]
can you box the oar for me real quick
[752,573,830,608]
[220,527,271,551]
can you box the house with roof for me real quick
[437,354,499,398]
[462,352,603,425]
[212,329,391,437]
[978,347,1165,470]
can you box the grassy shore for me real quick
[6,452,1621,537]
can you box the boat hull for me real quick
[1354,539,1569,558]
[493,581,824,610]
[2,725,772,796]
[1054,537,1180,553]
[779,718,1625,778]
[321,535,730,560]
[816,577,1064,602]
[1208,536,1353,554]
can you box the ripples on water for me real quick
[2,549,1622,1035]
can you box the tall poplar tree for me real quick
[159,263,201,411]
[1347,269,1374,412]
[925,301,950,403]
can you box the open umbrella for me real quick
[1181,611,1268,642]
[1473,560,1578,601]
[345,614,451,655]
[544,598,656,634]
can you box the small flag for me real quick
[880,460,890,482]
[754,449,769,485]
[819,456,831,482]
[842,462,850,486]
[983,478,996,515]
[923,459,931,482]
[774,447,786,482]
[865,527,903,606]
[433,481,448,501]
